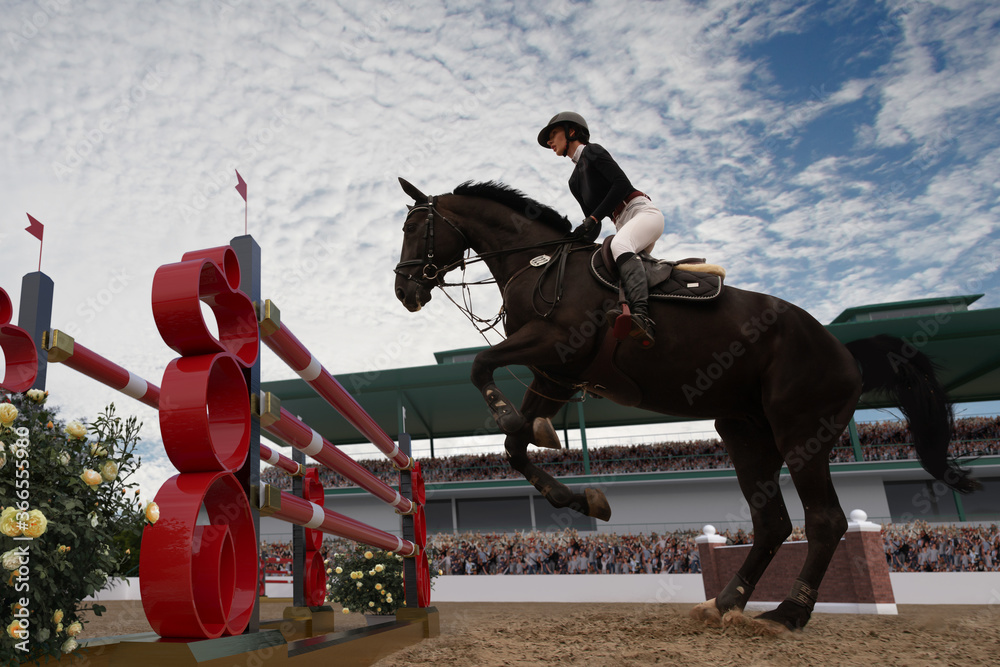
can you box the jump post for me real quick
[1,235,438,666]
[696,510,897,615]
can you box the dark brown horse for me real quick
[393,178,975,631]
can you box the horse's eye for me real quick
[404,222,417,233]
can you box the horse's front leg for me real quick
[470,322,563,435]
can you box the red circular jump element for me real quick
[159,352,250,473]
[413,506,431,607]
[152,253,259,367]
[0,288,38,393]
[304,551,326,607]
[410,462,426,506]
[139,471,258,639]
[303,471,325,552]
[182,246,241,290]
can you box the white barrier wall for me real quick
[92,573,1000,606]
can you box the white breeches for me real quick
[609,198,664,260]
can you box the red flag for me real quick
[235,171,247,201]
[25,214,43,241]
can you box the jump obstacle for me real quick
[2,236,438,665]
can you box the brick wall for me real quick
[698,529,895,604]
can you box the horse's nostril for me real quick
[395,287,406,301]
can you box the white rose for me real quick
[2,548,23,570]
[66,421,87,439]
[58,452,71,466]
[100,460,119,481]
[0,403,18,427]
[61,637,78,653]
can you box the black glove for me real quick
[568,216,600,241]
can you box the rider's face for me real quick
[547,127,569,157]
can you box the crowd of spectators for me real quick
[258,521,1000,575]
[259,416,1000,490]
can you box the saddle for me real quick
[590,237,726,301]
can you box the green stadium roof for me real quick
[262,295,1000,448]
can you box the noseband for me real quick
[394,196,470,284]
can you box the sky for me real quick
[1,0,999,500]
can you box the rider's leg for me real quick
[616,253,655,347]
[608,201,664,347]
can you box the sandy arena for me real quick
[77,601,1000,666]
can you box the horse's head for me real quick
[394,178,469,312]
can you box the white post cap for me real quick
[695,524,728,544]
[847,508,881,533]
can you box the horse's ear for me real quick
[399,177,428,203]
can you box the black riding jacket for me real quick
[568,143,635,222]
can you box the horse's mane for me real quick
[452,181,571,233]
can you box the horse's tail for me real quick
[845,334,979,493]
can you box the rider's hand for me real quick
[568,216,600,241]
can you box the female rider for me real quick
[538,111,664,347]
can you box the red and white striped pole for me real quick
[259,443,304,477]
[258,485,418,557]
[258,301,413,470]
[44,329,160,409]
[261,402,414,514]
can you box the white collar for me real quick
[571,143,585,163]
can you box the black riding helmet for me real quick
[537,111,590,148]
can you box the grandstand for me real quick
[260,295,1000,542]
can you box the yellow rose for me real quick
[386,595,392,603]
[375,564,384,572]
[80,469,102,487]
[6,619,26,639]
[0,404,18,427]
[364,551,373,559]
[24,509,47,538]
[66,621,82,637]
[0,507,22,537]
[100,460,119,481]
[56,622,63,633]
[368,602,375,608]
[61,637,78,653]
[342,608,350,614]
[145,502,160,524]
[53,609,64,624]
[375,583,382,591]
[26,389,46,404]
[65,421,87,439]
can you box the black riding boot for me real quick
[613,254,655,348]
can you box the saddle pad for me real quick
[590,249,724,301]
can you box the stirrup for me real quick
[629,314,655,348]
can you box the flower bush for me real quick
[326,545,438,616]
[0,391,147,664]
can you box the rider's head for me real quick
[538,112,590,157]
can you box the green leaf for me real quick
[92,604,106,617]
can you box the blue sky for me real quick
[1,0,999,497]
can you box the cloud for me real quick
[1,0,998,494]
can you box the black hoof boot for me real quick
[484,384,525,434]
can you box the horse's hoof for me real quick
[689,599,722,628]
[532,417,562,450]
[584,488,612,521]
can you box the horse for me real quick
[392,177,976,632]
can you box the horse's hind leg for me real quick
[691,416,790,627]
[503,376,612,521]
[754,407,855,631]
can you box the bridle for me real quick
[393,196,472,287]
[393,195,574,290]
